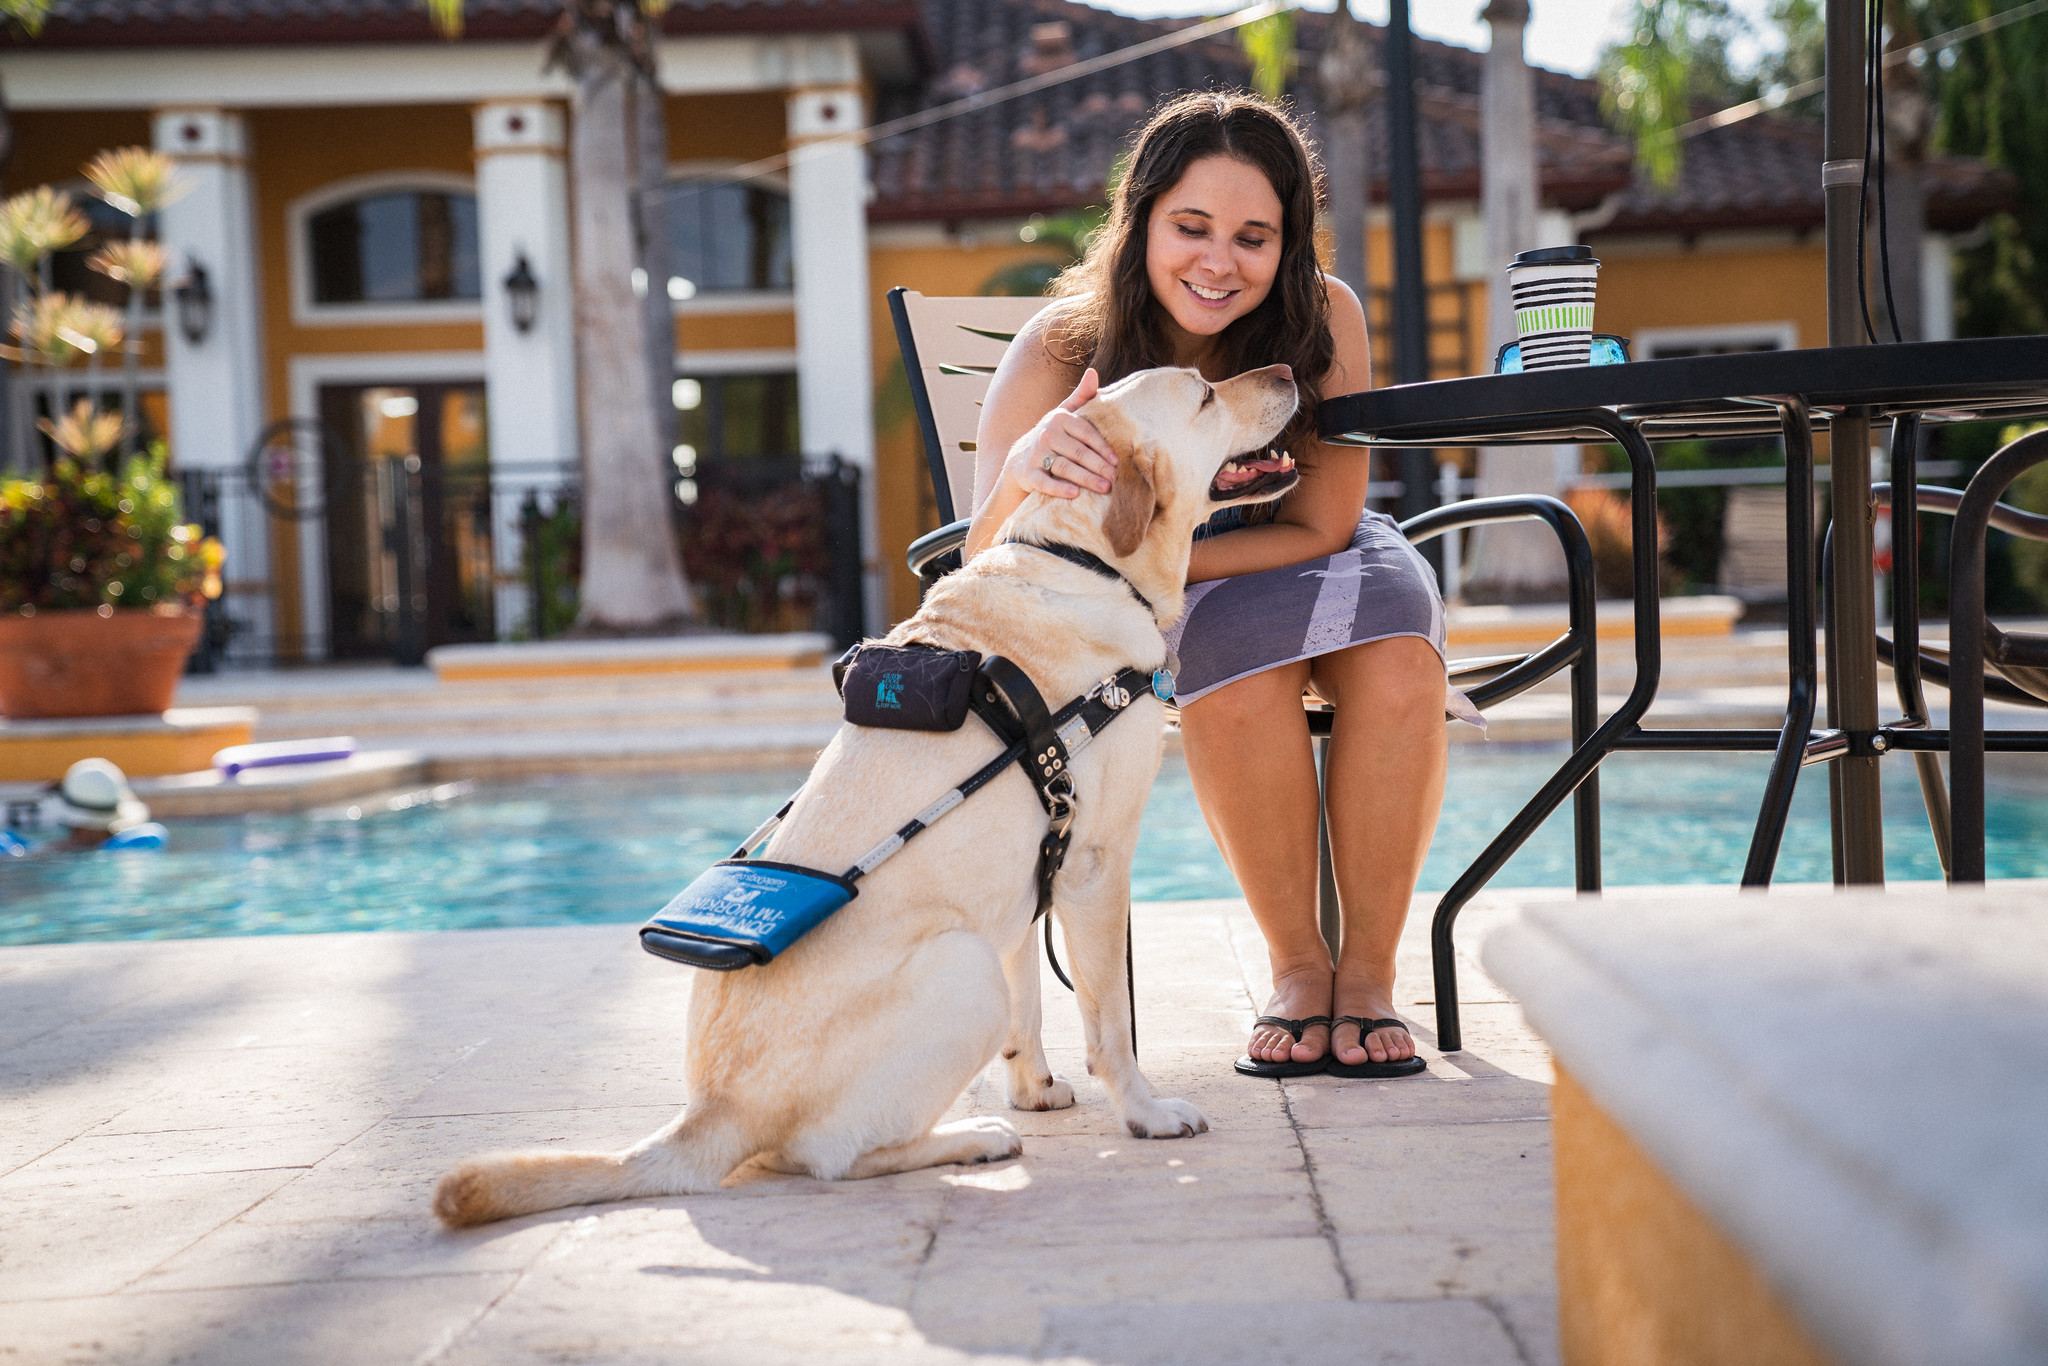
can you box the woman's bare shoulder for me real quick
[1318,272,1372,393]
[999,297,1087,386]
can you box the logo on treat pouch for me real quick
[877,672,904,709]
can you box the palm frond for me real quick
[423,0,463,38]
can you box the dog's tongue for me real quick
[1212,451,1292,492]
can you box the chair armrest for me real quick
[1872,483,2048,543]
[908,518,970,583]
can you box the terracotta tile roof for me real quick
[14,0,2014,233]
[18,0,921,47]
[868,0,2011,234]
[1597,100,2016,233]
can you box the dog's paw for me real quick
[937,1115,1025,1164]
[1007,1071,1077,1112]
[1123,1097,1210,1140]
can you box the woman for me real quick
[966,91,1470,1080]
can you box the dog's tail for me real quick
[433,1107,754,1228]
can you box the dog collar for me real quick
[1011,540,1157,620]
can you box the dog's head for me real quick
[1008,364,1298,625]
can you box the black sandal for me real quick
[1325,1016,1427,1079]
[1233,1015,1333,1078]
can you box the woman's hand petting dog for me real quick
[1009,367,1117,499]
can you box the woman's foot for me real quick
[1330,982,1416,1068]
[1246,965,1333,1066]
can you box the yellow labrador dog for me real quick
[435,363,1298,1227]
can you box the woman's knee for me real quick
[1313,637,1444,720]
[1179,662,1310,732]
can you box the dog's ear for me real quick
[1102,441,1157,559]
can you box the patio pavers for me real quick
[0,891,1565,1364]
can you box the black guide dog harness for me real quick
[640,542,1166,980]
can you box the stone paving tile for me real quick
[436,1199,944,1366]
[0,1169,298,1301]
[1493,1290,1564,1366]
[393,1040,693,1119]
[1309,1121,1555,1238]
[1284,1072,1552,1130]
[928,1131,1322,1250]
[0,1273,519,1366]
[1037,1297,1529,1365]
[133,1209,569,1292]
[910,1234,1349,1353]
[2,1118,378,1189]
[1337,1229,1556,1299]
[242,1106,686,1224]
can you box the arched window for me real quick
[307,188,480,305]
[50,192,156,310]
[665,177,791,298]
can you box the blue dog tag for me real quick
[640,860,857,970]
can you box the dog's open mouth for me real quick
[1210,449,1299,501]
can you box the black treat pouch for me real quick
[837,644,982,732]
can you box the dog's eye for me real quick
[1199,386,1215,410]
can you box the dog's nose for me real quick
[1267,363,1293,383]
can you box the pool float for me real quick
[213,736,357,779]
[102,822,169,851]
[0,829,26,857]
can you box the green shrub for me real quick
[0,446,222,614]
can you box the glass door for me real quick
[319,382,494,661]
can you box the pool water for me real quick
[5,748,2047,946]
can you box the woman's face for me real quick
[1143,154,1285,348]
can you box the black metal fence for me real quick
[171,448,864,668]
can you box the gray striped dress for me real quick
[1164,507,1485,727]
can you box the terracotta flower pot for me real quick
[0,608,204,719]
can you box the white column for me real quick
[475,100,579,639]
[1470,2,1571,602]
[787,84,880,635]
[154,108,271,653]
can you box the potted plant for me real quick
[0,415,224,717]
[0,150,225,720]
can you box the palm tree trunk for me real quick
[555,3,693,630]
[634,69,676,473]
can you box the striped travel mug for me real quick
[1507,245,1601,370]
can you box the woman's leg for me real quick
[1308,635,1449,1066]
[1176,659,1331,1065]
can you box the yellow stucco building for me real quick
[2,0,2008,657]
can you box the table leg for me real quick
[1885,414,1954,876]
[1428,411,1656,1052]
[1741,399,1820,885]
[1829,409,1886,882]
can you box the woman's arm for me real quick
[1186,275,1374,583]
[963,309,1120,560]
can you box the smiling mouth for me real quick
[1183,280,1236,303]
[1210,449,1298,501]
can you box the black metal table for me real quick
[1319,334,2048,1051]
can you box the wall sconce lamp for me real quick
[503,253,539,333]
[174,261,213,345]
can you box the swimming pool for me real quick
[5,747,2047,946]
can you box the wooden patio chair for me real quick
[886,286,1601,978]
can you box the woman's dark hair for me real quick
[1050,90,1333,446]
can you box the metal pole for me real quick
[1385,0,1441,569]
[1824,0,1884,882]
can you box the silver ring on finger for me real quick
[1041,453,1057,472]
